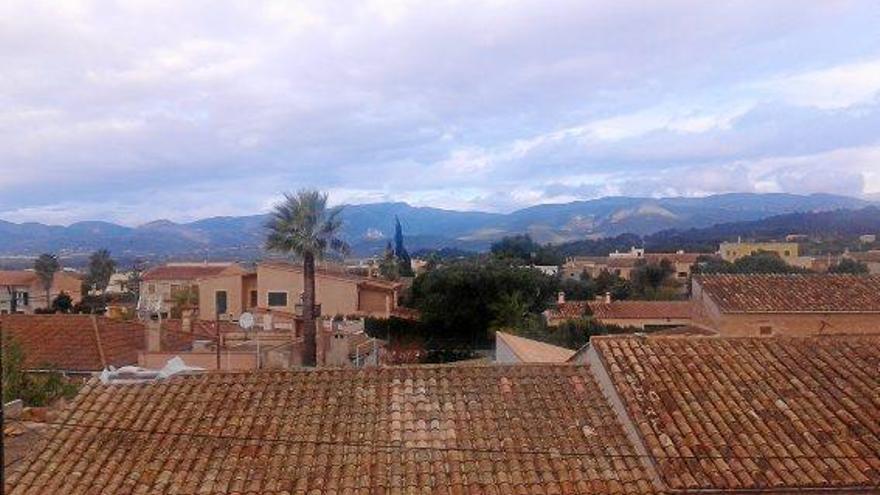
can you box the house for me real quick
[588,300,693,330]
[10,332,880,494]
[844,250,880,274]
[718,240,799,262]
[692,273,880,336]
[139,262,236,314]
[494,331,575,363]
[6,364,659,494]
[643,252,703,280]
[563,251,706,282]
[197,260,402,321]
[0,270,82,314]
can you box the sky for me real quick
[2,0,880,226]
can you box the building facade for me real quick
[718,241,799,262]
[0,270,82,314]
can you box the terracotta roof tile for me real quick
[0,271,37,286]
[593,334,880,491]
[545,301,589,321]
[588,301,693,320]
[6,365,659,494]
[0,315,205,371]
[495,332,576,363]
[142,264,234,281]
[695,274,880,313]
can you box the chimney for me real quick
[146,319,161,352]
[181,308,192,333]
[604,292,612,304]
[557,291,566,304]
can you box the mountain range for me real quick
[0,193,872,263]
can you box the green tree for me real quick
[828,258,869,274]
[379,242,400,281]
[33,253,60,309]
[51,292,73,313]
[2,335,79,406]
[630,259,677,299]
[86,249,116,293]
[594,270,631,300]
[265,190,348,366]
[694,251,809,274]
[394,216,415,277]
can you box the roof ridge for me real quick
[90,315,107,369]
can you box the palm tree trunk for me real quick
[301,252,317,366]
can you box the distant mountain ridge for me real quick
[0,193,871,261]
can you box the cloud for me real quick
[1,0,879,224]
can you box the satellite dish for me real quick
[239,312,255,330]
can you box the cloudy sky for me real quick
[2,0,880,225]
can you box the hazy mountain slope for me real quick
[0,193,871,259]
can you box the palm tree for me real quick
[33,253,60,310]
[265,190,348,366]
[87,249,116,293]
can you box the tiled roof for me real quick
[142,264,234,281]
[0,270,37,286]
[645,325,718,337]
[545,300,590,321]
[593,335,880,491]
[0,315,206,371]
[695,274,880,313]
[7,365,658,494]
[588,301,693,320]
[495,331,576,363]
[0,315,145,371]
[260,261,403,290]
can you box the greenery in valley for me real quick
[490,234,564,266]
[828,258,870,274]
[693,251,810,274]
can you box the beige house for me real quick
[563,251,706,282]
[718,241,799,262]
[139,262,236,314]
[197,261,402,321]
[692,273,880,336]
[0,270,82,314]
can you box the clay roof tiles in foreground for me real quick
[588,301,693,320]
[592,334,880,492]
[6,365,658,495]
[695,273,880,313]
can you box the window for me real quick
[267,291,288,307]
[784,250,791,257]
[677,272,688,278]
[215,291,228,315]
[148,284,156,294]
[759,325,773,336]
[249,290,258,308]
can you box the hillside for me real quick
[0,193,871,261]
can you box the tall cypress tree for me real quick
[394,216,414,277]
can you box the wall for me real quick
[594,317,692,330]
[719,242,799,262]
[709,312,880,337]
[494,338,521,364]
[198,274,243,320]
[359,287,392,317]
[256,265,360,317]
[139,351,258,370]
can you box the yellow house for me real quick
[718,241,798,262]
[197,261,403,321]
